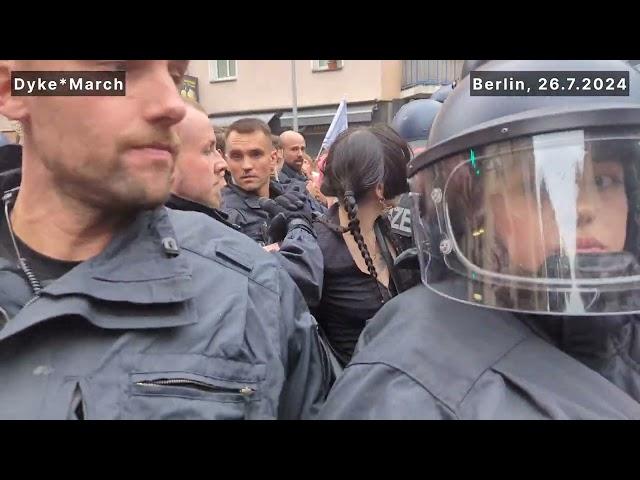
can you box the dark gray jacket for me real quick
[319,286,640,419]
[221,182,324,308]
[278,165,327,215]
[278,163,309,187]
[0,202,331,419]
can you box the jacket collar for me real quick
[42,206,195,304]
[281,163,307,182]
[222,181,281,209]
[166,193,239,230]
[0,205,199,341]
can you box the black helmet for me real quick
[430,83,455,103]
[408,60,640,316]
[411,60,640,175]
[391,99,442,157]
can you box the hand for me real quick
[258,185,314,243]
[263,243,281,253]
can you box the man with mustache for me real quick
[279,130,327,215]
[0,60,330,419]
[279,130,307,184]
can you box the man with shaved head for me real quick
[279,130,327,214]
[0,60,330,419]
[279,130,308,183]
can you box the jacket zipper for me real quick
[135,378,256,396]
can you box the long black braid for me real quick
[344,191,387,303]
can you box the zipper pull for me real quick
[240,386,255,396]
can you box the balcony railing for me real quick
[402,60,464,89]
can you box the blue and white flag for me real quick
[320,98,348,152]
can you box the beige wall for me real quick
[381,60,402,100]
[188,60,401,115]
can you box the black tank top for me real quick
[313,205,392,367]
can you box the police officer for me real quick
[0,60,330,420]
[169,98,227,210]
[278,130,327,215]
[221,118,324,308]
[165,97,238,226]
[391,99,442,158]
[388,99,443,291]
[279,130,309,184]
[320,60,640,419]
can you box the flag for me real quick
[320,98,348,152]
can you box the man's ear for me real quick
[376,183,385,201]
[0,61,29,122]
[269,149,278,173]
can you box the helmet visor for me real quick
[411,127,640,315]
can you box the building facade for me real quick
[188,60,464,156]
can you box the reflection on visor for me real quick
[412,127,640,315]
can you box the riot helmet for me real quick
[431,83,455,104]
[389,98,441,230]
[391,99,442,157]
[408,60,640,315]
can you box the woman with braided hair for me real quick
[312,125,412,368]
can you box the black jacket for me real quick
[220,182,324,308]
[221,183,278,244]
[0,156,331,419]
[279,163,308,184]
[320,285,640,419]
[278,164,327,215]
[165,194,240,231]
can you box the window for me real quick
[313,60,344,72]
[209,60,237,82]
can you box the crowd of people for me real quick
[0,59,639,419]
